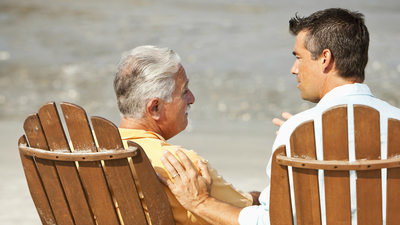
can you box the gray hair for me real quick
[114,45,181,119]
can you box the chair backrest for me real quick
[269,104,400,225]
[18,102,175,225]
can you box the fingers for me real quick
[157,172,174,188]
[282,112,293,120]
[175,149,198,176]
[272,118,285,127]
[198,160,212,185]
[160,149,211,186]
[161,149,197,183]
[272,112,294,127]
[161,151,184,179]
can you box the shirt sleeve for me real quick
[207,163,253,207]
[181,149,253,208]
[238,186,270,225]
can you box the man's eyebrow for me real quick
[292,51,297,56]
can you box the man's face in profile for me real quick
[161,65,195,139]
[291,31,325,103]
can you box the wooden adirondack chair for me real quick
[18,102,175,225]
[269,104,400,225]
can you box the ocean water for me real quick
[1,0,400,124]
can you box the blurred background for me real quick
[1,0,400,223]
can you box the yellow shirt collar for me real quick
[119,128,166,142]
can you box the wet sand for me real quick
[1,0,400,223]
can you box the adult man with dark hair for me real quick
[158,8,400,224]
[114,45,254,225]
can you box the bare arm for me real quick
[272,112,293,135]
[159,149,242,225]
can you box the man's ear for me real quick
[321,49,334,73]
[147,98,163,120]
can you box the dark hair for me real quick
[289,8,369,82]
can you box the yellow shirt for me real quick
[119,128,253,225]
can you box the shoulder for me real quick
[367,98,400,119]
[162,146,206,165]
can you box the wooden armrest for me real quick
[19,144,138,162]
[276,154,400,171]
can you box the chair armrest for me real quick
[276,153,400,170]
[19,144,138,162]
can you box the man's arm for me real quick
[159,149,243,225]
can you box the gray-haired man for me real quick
[114,45,255,225]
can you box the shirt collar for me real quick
[118,128,166,142]
[318,83,374,105]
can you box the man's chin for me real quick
[182,118,189,129]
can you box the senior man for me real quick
[159,8,400,224]
[113,45,255,225]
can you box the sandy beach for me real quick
[1,0,400,224]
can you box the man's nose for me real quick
[188,89,195,104]
[291,61,299,75]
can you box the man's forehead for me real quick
[175,66,188,87]
[296,31,308,46]
[293,32,309,54]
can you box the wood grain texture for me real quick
[39,102,95,225]
[386,118,400,225]
[129,141,176,225]
[20,102,178,224]
[18,135,56,225]
[353,105,382,224]
[270,104,400,225]
[270,146,293,225]
[322,105,351,225]
[61,102,120,224]
[276,155,400,170]
[290,120,321,225]
[23,113,74,225]
[91,116,148,225]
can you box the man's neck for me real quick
[119,117,163,137]
[320,75,358,101]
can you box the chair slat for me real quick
[19,135,56,225]
[322,105,351,225]
[39,102,95,225]
[270,146,293,225]
[60,102,120,225]
[23,113,74,225]
[386,118,400,225]
[38,102,70,150]
[353,105,382,224]
[128,141,176,225]
[60,102,97,152]
[290,120,321,225]
[91,116,149,225]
